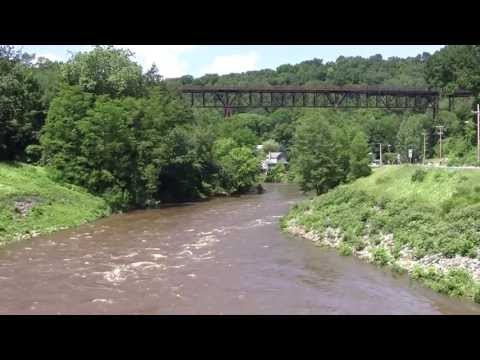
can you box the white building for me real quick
[261,152,288,171]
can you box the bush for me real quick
[433,172,443,181]
[372,247,392,266]
[264,164,288,183]
[25,145,43,164]
[375,196,390,210]
[339,243,353,256]
[438,236,476,258]
[391,263,406,275]
[375,175,391,185]
[411,266,477,299]
[340,230,365,251]
[474,288,480,304]
[411,169,427,182]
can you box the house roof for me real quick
[269,152,283,159]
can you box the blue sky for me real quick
[17,45,445,79]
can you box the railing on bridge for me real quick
[179,85,473,118]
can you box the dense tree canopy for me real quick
[166,52,431,88]
[425,45,480,96]
[62,46,145,97]
[0,45,44,161]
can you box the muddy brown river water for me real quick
[1,183,480,314]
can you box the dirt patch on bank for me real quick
[14,197,41,217]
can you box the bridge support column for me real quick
[433,97,439,120]
[224,107,233,118]
[448,96,454,111]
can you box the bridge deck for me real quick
[180,85,442,96]
[179,86,473,117]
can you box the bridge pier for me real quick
[224,107,233,118]
[433,97,439,120]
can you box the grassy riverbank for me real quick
[0,163,110,246]
[282,165,480,304]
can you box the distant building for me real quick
[261,152,288,171]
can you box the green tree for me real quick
[396,114,432,162]
[348,132,372,181]
[291,113,347,195]
[425,45,480,96]
[216,146,260,193]
[262,139,280,153]
[143,64,163,88]
[32,57,63,108]
[0,45,44,160]
[62,46,144,97]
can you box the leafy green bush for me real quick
[411,267,477,299]
[391,263,406,275]
[375,175,390,185]
[433,172,443,181]
[474,288,480,304]
[339,243,353,256]
[25,145,43,164]
[264,164,288,183]
[372,247,392,266]
[375,196,390,210]
[411,169,427,182]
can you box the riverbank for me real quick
[282,165,480,304]
[0,163,110,247]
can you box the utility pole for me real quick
[378,143,383,166]
[422,131,427,165]
[435,126,444,163]
[473,104,480,164]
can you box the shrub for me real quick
[391,243,402,260]
[375,196,390,210]
[391,263,406,275]
[264,164,288,183]
[339,243,353,256]
[25,145,43,164]
[438,236,476,258]
[433,172,443,181]
[375,175,390,185]
[372,247,392,266]
[411,267,476,298]
[474,288,480,304]
[411,169,427,182]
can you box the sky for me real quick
[17,45,445,79]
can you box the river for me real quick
[1,183,479,314]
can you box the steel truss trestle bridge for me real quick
[180,85,473,118]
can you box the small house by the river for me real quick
[261,152,288,172]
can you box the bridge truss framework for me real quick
[180,86,473,118]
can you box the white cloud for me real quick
[117,45,199,78]
[201,51,259,76]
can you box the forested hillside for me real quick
[166,53,431,87]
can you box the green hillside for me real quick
[0,163,110,246]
